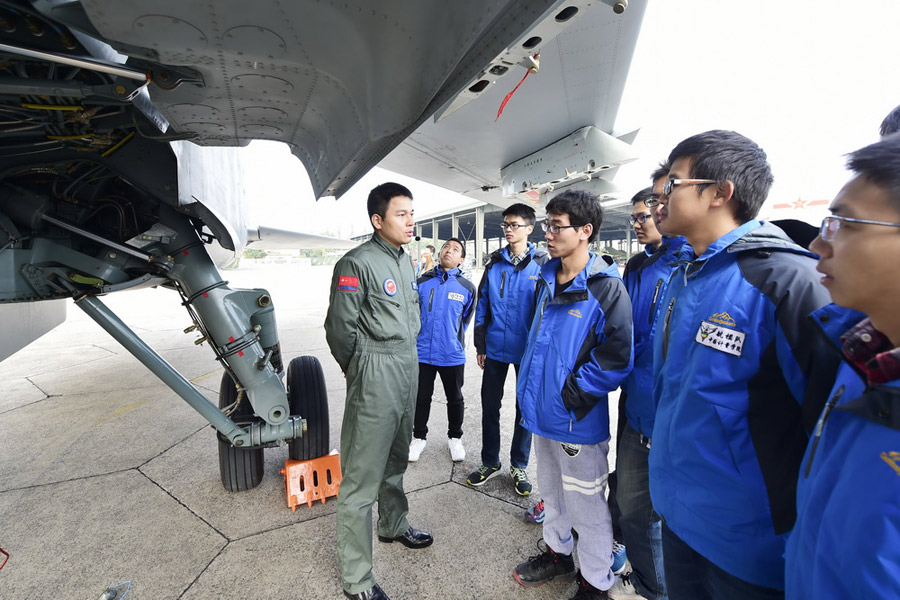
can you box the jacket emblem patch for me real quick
[696,320,745,357]
[383,278,397,296]
[568,308,583,319]
[880,451,900,476]
[338,276,358,292]
[709,312,737,327]
[448,292,464,302]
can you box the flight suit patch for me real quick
[383,278,398,296]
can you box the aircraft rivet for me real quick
[115,85,126,95]
[235,440,244,446]
[108,252,117,259]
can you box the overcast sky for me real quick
[243,0,900,238]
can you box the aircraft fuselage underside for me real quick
[0,2,302,454]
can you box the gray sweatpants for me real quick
[535,434,615,591]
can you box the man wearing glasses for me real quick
[786,135,900,598]
[469,203,548,495]
[646,130,838,599]
[614,177,688,600]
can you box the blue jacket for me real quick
[622,236,688,436]
[517,253,633,444]
[785,304,900,599]
[416,266,476,366]
[474,243,548,364]
[649,221,838,589]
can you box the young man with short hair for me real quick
[513,190,633,600]
[785,135,900,598]
[647,130,838,599]
[325,182,432,600]
[409,238,476,462]
[468,203,548,495]
[614,177,687,600]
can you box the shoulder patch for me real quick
[338,276,358,292]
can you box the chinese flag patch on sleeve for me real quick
[338,276,359,292]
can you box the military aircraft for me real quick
[0,0,645,491]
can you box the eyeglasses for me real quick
[500,222,528,231]
[541,222,580,235]
[629,213,652,225]
[664,178,717,196]
[819,214,900,242]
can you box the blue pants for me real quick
[617,422,667,600]
[662,523,784,600]
[479,357,531,468]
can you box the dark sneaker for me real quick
[571,571,609,599]
[513,541,576,588]
[466,464,501,487]
[510,466,533,496]
[524,499,545,524]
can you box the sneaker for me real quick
[510,466,533,496]
[611,541,628,576]
[408,438,426,462]
[571,570,609,600]
[466,464,501,486]
[524,499,545,524]
[448,437,465,462]
[513,540,576,588]
[608,571,642,600]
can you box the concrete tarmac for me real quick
[0,261,621,599]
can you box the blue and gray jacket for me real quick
[649,220,839,589]
[785,304,900,598]
[416,266,476,366]
[474,242,549,364]
[621,235,688,437]
[517,253,633,445]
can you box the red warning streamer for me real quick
[495,53,539,122]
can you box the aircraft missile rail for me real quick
[72,292,305,448]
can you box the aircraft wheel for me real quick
[286,355,330,461]
[217,372,264,492]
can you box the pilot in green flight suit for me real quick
[325,183,434,600]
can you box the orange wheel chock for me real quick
[280,450,342,511]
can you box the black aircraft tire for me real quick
[287,355,330,461]
[217,372,264,492]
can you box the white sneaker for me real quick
[608,571,643,600]
[448,437,466,462]
[408,438,427,462]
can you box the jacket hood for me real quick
[727,221,817,258]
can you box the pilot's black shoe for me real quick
[377,526,434,549]
[343,583,390,600]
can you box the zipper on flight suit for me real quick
[661,297,676,360]
[803,384,845,478]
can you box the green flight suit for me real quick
[324,233,420,595]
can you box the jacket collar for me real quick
[421,266,461,282]
[371,232,406,258]
[539,252,618,294]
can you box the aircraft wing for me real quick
[379,0,647,216]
